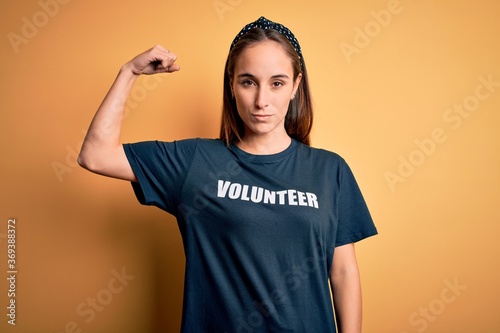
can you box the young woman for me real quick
[79,16,377,333]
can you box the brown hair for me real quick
[219,28,313,146]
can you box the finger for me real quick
[160,52,178,72]
[161,51,176,66]
[150,44,170,56]
[165,63,181,73]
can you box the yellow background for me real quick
[1,0,499,332]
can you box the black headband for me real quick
[230,16,304,69]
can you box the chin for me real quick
[246,126,275,136]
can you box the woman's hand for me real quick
[125,44,180,75]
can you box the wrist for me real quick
[119,63,141,79]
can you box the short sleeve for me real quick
[122,139,198,215]
[335,160,378,247]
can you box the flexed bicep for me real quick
[78,45,180,182]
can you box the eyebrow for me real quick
[237,73,290,80]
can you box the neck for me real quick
[236,133,292,155]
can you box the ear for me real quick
[291,73,303,100]
[229,78,235,98]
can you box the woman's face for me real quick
[231,40,302,142]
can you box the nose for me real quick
[255,86,269,109]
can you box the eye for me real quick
[241,80,256,87]
[272,81,284,87]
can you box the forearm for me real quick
[332,268,362,333]
[78,64,138,169]
[330,243,362,333]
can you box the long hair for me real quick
[219,28,313,146]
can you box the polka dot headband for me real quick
[230,16,304,69]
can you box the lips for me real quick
[252,114,272,121]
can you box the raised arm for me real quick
[78,45,180,181]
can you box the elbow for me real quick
[77,151,91,171]
[77,148,98,172]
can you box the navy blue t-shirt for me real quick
[123,138,377,333]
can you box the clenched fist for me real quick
[125,44,180,75]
